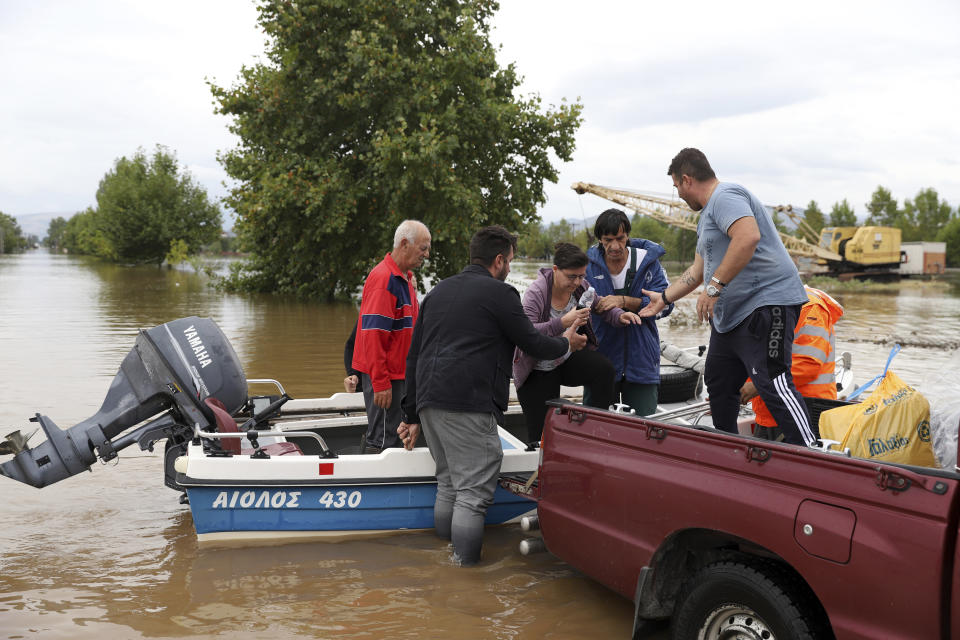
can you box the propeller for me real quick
[0,429,38,456]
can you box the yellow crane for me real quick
[571,182,843,262]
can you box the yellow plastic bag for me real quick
[819,370,936,467]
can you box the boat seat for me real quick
[203,397,303,456]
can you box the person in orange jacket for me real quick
[740,286,844,442]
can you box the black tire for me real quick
[671,560,825,640]
[658,364,702,403]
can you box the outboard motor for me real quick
[0,317,246,488]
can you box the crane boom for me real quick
[571,182,842,262]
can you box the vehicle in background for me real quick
[818,225,902,276]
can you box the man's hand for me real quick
[343,374,359,393]
[562,324,588,351]
[373,388,392,408]
[740,381,759,404]
[638,289,665,318]
[618,311,642,325]
[696,290,719,324]
[561,306,590,328]
[397,422,420,450]
[593,295,621,313]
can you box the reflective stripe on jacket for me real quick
[752,286,844,427]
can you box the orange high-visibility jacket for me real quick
[751,286,844,427]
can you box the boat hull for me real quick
[186,482,535,540]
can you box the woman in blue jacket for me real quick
[586,209,673,415]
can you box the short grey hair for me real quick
[394,219,428,248]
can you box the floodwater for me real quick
[2,250,959,639]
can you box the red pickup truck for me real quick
[523,400,960,639]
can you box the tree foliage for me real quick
[864,186,900,227]
[517,219,590,259]
[211,0,583,299]
[0,211,28,253]
[628,213,696,265]
[44,216,68,250]
[62,207,112,257]
[802,200,825,235]
[936,217,960,267]
[94,146,221,265]
[905,188,952,242]
[828,199,857,227]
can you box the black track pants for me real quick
[704,305,816,446]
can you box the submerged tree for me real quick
[44,216,68,250]
[0,211,28,253]
[95,146,221,265]
[211,0,583,299]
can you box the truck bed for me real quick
[535,400,960,639]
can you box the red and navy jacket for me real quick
[352,253,418,392]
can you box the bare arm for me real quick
[638,254,704,318]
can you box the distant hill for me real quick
[13,212,74,239]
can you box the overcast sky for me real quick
[3,0,959,232]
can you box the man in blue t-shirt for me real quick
[640,148,815,446]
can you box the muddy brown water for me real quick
[2,250,959,639]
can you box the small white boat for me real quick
[0,317,537,545]
[174,382,538,544]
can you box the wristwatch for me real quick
[706,275,725,298]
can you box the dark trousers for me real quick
[705,305,816,446]
[517,349,615,442]
[361,377,404,450]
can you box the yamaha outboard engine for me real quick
[0,317,246,488]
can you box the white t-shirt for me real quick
[610,247,647,290]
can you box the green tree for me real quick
[936,217,960,267]
[211,0,582,299]
[0,211,28,253]
[905,188,952,241]
[95,146,221,265]
[44,216,68,250]
[802,200,825,236]
[62,207,112,257]
[864,186,900,227]
[630,213,669,246]
[829,199,857,227]
[517,219,588,260]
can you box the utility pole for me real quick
[0,226,5,254]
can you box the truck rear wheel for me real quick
[671,560,823,640]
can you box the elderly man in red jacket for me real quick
[352,220,431,454]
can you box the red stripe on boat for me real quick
[318,462,334,475]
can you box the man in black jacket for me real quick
[399,226,586,565]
